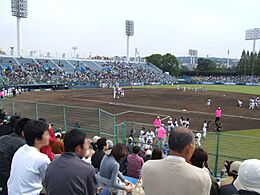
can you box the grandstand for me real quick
[0,55,175,86]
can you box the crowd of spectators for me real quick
[0,61,171,86]
[192,75,260,84]
[0,109,260,195]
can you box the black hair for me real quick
[151,148,163,160]
[38,118,47,123]
[133,145,141,154]
[190,147,209,169]
[9,115,21,128]
[14,118,30,136]
[168,127,194,153]
[23,119,49,146]
[64,129,87,152]
[97,137,107,150]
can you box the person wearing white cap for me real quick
[234,159,260,195]
[220,161,242,195]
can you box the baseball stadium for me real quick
[0,0,260,195]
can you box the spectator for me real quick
[91,137,107,171]
[234,159,260,195]
[220,160,234,186]
[151,148,163,160]
[190,147,220,195]
[142,127,211,195]
[39,118,56,160]
[45,129,98,195]
[220,161,242,195]
[0,118,30,195]
[51,132,64,154]
[92,136,101,151]
[105,139,113,155]
[139,145,153,162]
[97,143,133,194]
[7,119,50,195]
[8,115,21,130]
[127,146,144,179]
[0,116,12,137]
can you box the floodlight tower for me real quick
[72,46,78,58]
[125,20,134,62]
[246,28,260,53]
[227,50,230,68]
[11,0,28,57]
[188,49,198,64]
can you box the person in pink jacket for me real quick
[157,124,167,147]
[153,116,161,128]
[215,107,222,124]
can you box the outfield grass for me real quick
[202,129,260,175]
[132,84,260,95]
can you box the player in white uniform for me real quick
[173,119,179,127]
[249,98,255,109]
[237,100,243,107]
[167,117,173,132]
[207,99,211,106]
[113,87,117,99]
[138,128,145,146]
[256,97,260,108]
[195,131,202,147]
[120,88,125,98]
[202,120,208,139]
[145,128,155,145]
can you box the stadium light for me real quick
[72,46,78,58]
[11,0,28,57]
[125,20,134,62]
[245,28,260,53]
[188,49,198,64]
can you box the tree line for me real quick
[146,50,260,77]
[237,50,260,76]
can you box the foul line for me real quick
[67,96,260,121]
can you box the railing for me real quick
[1,99,260,177]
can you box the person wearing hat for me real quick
[234,159,260,195]
[220,161,242,195]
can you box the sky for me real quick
[0,0,260,59]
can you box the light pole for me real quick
[246,28,260,53]
[227,50,230,68]
[72,46,78,58]
[11,0,28,57]
[125,20,134,62]
[10,46,14,56]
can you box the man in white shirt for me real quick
[8,119,50,195]
[142,127,211,195]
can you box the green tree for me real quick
[196,58,217,71]
[146,53,180,77]
[249,52,257,75]
[255,51,260,76]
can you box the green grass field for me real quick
[132,84,260,95]
[130,84,260,174]
[201,129,260,175]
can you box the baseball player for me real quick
[238,100,243,107]
[195,131,202,147]
[207,99,211,106]
[202,120,208,139]
[167,117,174,132]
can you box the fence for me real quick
[1,99,260,177]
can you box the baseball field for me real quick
[9,84,260,174]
